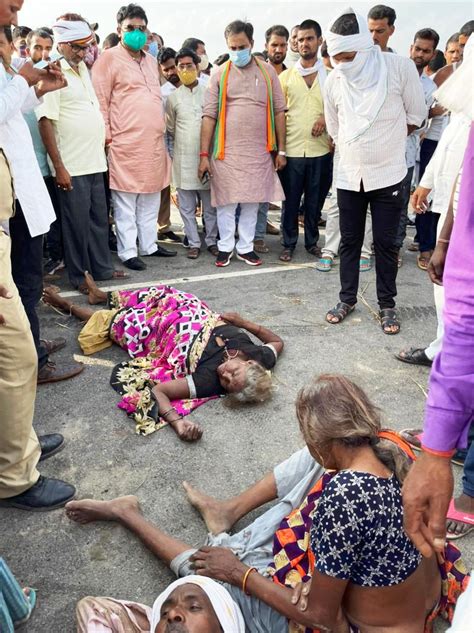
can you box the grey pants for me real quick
[171,447,323,633]
[177,189,217,249]
[56,172,113,288]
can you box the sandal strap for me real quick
[328,302,353,319]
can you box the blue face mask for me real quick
[229,47,252,67]
[147,40,159,58]
[123,29,147,52]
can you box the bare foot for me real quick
[84,272,108,305]
[446,493,474,538]
[43,286,71,312]
[65,495,140,525]
[169,418,203,442]
[182,481,235,534]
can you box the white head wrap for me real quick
[150,575,245,633]
[325,7,388,143]
[52,20,93,44]
[434,36,474,121]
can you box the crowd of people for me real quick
[1,0,474,631]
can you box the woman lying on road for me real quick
[43,274,283,440]
[66,375,467,633]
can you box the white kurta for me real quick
[0,68,54,237]
[166,83,209,191]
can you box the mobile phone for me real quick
[34,55,64,70]
[200,171,210,185]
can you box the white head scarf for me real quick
[150,576,245,633]
[434,36,474,120]
[52,20,93,44]
[325,7,388,143]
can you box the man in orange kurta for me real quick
[92,3,175,271]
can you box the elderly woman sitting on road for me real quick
[43,273,283,440]
[67,375,467,633]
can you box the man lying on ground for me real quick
[66,375,467,632]
[43,274,283,440]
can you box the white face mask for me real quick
[198,53,209,72]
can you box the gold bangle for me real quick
[242,567,257,595]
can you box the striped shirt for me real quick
[324,53,427,192]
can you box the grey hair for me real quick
[226,362,273,406]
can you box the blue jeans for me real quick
[280,154,332,250]
[415,139,439,252]
[462,422,474,497]
[254,202,269,241]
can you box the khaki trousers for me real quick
[0,150,40,498]
[158,185,171,232]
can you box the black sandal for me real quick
[326,302,355,324]
[380,308,400,335]
[395,347,432,366]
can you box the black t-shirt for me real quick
[188,324,277,398]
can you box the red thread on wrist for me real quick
[422,445,456,458]
[199,152,209,157]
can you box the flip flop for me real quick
[316,257,333,272]
[359,257,372,272]
[446,499,474,540]
[399,429,423,451]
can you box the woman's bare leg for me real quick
[43,287,96,322]
[66,496,190,566]
[183,471,278,534]
[83,272,109,305]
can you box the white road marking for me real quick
[61,263,316,298]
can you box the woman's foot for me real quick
[84,271,108,305]
[65,495,140,524]
[42,286,72,312]
[446,494,474,539]
[169,418,203,442]
[182,482,236,534]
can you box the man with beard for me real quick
[278,19,332,262]
[286,24,300,67]
[264,24,288,75]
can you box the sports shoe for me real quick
[44,259,65,275]
[215,251,233,267]
[237,251,262,266]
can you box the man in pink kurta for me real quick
[199,20,286,268]
[92,3,175,271]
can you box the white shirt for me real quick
[325,53,427,192]
[160,81,177,111]
[166,83,209,190]
[36,58,106,177]
[405,73,436,168]
[0,67,54,237]
[419,113,471,218]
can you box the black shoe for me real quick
[0,476,75,511]
[183,236,190,248]
[237,251,262,266]
[123,257,147,271]
[146,245,177,258]
[158,230,182,244]
[39,434,65,462]
[215,251,233,267]
[44,258,65,275]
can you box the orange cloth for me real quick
[92,46,170,193]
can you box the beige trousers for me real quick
[0,150,40,498]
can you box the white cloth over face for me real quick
[52,19,93,44]
[435,36,474,121]
[295,58,327,92]
[325,7,388,144]
[151,575,245,632]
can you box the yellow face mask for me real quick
[178,68,198,86]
